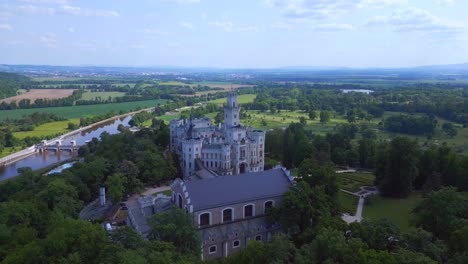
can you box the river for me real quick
[0,115,133,181]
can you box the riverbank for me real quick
[0,105,156,166]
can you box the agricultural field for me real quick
[79,91,126,101]
[363,192,423,230]
[0,89,75,104]
[0,99,167,120]
[209,94,256,105]
[12,118,80,140]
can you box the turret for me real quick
[224,92,240,129]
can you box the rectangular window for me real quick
[255,235,262,241]
[233,240,240,248]
[209,245,217,254]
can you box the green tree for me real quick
[105,173,126,204]
[308,110,317,120]
[264,234,296,264]
[298,159,338,197]
[271,182,335,243]
[375,137,420,197]
[413,187,468,240]
[320,111,331,123]
[442,122,457,137]
[148,207,199,255]
[39,178,83,217]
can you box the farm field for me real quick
[209,94,256,105]
[0,99,167,120]
[363,192,423,230]
[13,119,80,140]
[80,91,126,101]
[0,89,75,104]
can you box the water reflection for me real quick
[0,115,132,181]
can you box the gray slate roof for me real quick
[185,168,293,211]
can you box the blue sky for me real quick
[0,0,467,68]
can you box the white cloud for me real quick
[314,23,353,31]
[365,7,465,39]
[157,0,200,4]
[13,4,120,17]
[17,5,56,15]
[179,22,194,29]
[436,0,454,5]
[67,27,75,33]
[266,0,405,20]
[208,21,259,32]
[39,33,58,48]
[18,0,69,4]
[59,5,120,17]
[0,24,13,30]
[140,28,169,35]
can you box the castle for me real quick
[128,93,294,260]
[170,93,265,178]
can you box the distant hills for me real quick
[0,63,467,79]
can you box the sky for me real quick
[0,0,468,68]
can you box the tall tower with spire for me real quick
[224,92,240,128]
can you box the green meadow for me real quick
[363,192,423,230]
[0,99,167,120]
[79,91,126,101]
[13,119,80,139]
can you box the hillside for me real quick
[0,72,30,100]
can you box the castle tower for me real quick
[224,92,240,129]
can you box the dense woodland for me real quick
[0,121,466,263]
[0,72,30,100]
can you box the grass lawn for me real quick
[363,192,423,230]
[0,147,15,158]
[209,94,257,105]
[338,191,359,215]
[0,99,167,120]
[80,91,126,101]
[337,173,375,193]
[13,118,80,139]
[153,190,172,196]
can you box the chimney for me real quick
[99,187,106,206]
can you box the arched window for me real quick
[264,200,274,214]
[244,204,254,218]
[222,208,233,223]
[199,212,210,226]
[178,194,183,209]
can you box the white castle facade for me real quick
[170,93,265,178]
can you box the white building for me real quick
[170,93,265,178]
